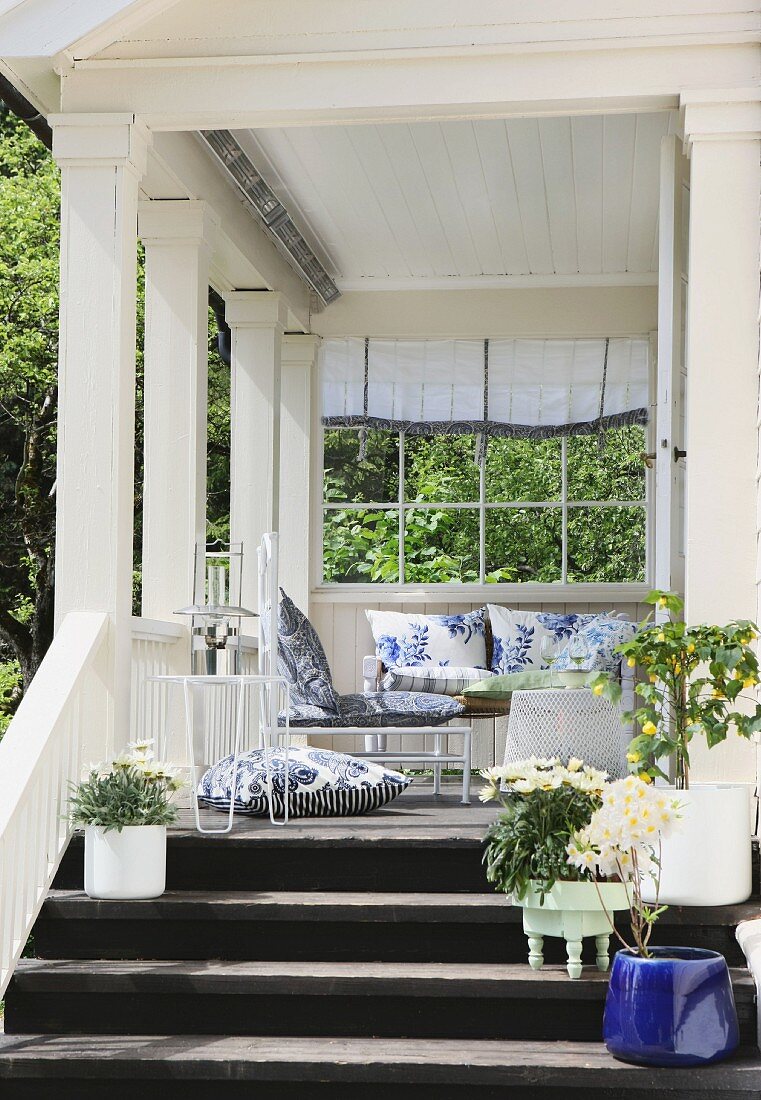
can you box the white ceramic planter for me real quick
[641,784,751,907]
[514,880,631,979]
[84,824,167,900]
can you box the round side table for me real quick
[504,687,627,778]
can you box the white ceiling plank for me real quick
[601,113,637,274]
[504,118,554,275]
[375,124,456,278]
[472,120,531,275]
[439,121,504,275]
[627,112,670,272]
[571,115,604,274]
[538,116,579,274]
[408,122,482,276]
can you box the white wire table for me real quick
[149,674,291,833]
[504,687,627,778]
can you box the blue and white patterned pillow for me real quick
[380,666,492,695]
[198,745,410,818]
[280,691,466,727]
[366,608,487,669]
[276,590,340,715]
[554,617,637,673]
[488,606,597,675]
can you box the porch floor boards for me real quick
[1,783,759,1097]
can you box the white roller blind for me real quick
[320,336,649,437]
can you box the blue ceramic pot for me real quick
[604,947,739,1067]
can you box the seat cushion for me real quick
[381,665,491,696]
[463,669,590,699]
[281,691,466,728]
[554,617,637,673]
[277,590,340,714]
[366,608,487,669]
[198,745,410,818]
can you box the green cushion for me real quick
[462,669,591,699]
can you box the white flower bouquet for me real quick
[567,775,682,956]
[70,740,185,832]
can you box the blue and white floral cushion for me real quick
[198,745,410,818]
[276,590,340,715]
[281,691,466,728]
[554,617,637,673]
[380,665,492,695]
[487,606,596,675]
[366,608,487,669]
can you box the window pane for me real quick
[485,437,562,503]
[404,434,480,503]
[404,509,479,583]
[323,429,399,504]
[567,426,647,502]
[567,506,646,582]
[322,508,399,583]
[485,508,562,583]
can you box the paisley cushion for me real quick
[281,691,466,728]
[198,745,410,818]
[276,590,340,714]
[366,608,487,669]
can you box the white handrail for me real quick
[0,610,109,997]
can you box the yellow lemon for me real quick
[642,721,657,736]
[687,643,695,654]
[657,631,665,642]
[649,673,657,683]
[712,688,724,699]
[638,772,653,784]
[592,683,604,696]
[658,596,668,607]
[627,657,636,668]
[626,751,641,763]
[744,678,758,689]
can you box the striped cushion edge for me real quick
[380,665,492,695]
[200,780,409,818]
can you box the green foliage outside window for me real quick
[323,426,647,584]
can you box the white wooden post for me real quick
[139,200,218,621]
[51,113,151,753]
[280,334,320,612]
[226,291,287,614]
[682,91,761,782]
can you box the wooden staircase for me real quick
[1,794,760,1098]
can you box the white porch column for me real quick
[280,334,320,612]
[226,291,287,613]
[138,200,218,621]
[682,90,761,781]
[51,113,151,751]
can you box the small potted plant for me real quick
[568,775,739,1067]
[481,757,630,979]
[590,589,761,905]
[70,740,184,900]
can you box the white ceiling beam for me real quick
[0,0,177,57]
[145,131,311,330]
[335,274,658,292]
[59,43,760,129]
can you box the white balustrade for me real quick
[0,611,109,998]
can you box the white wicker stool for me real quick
[504,688,627,778]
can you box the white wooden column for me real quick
[138,200,218,621]
[51,113,151,751]
[280,334,320,612]
[226,291,287,613]
[682,90,761,782]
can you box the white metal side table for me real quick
[149,674,291,833]
[504,687,626,777]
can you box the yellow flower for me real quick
[638,772,653,784]
[744,678,758,689]
[659,596,668,607]
[627,657,636,668]
[592,683,604,696]
[687,643,695,654]
[642,721,657,736]
[626,751,641,763]
[649,673,658,683]
[673,662,681,675]
[712,688,724,699]
[657,631,665,642]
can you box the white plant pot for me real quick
[84,824,167,900]
[641,784,751,907]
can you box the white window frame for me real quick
[311,334,656,603]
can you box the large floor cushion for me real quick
[198,746,411,817]
[366,608,487,669]
[276,590,340,715]
[282,691,466,728]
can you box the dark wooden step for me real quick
[10,959,753,1044]
[33,889,759,966]
[0,1035,760,1099]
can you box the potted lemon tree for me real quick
[591,590,761,905]
[70,740,184,900]
[481,757,630,979]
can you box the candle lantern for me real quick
[175,541,257,676]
